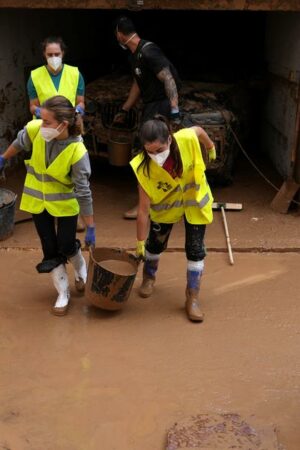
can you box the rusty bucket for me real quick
[107,127,133,167]
[85,247,139,311]
[0,188,17,241]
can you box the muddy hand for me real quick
[112,108,128,125]
[84,225,96,249]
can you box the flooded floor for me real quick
[1,250,300,449]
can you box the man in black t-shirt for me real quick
[114,16,181,219]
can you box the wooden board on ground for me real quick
[271,180,300,214]
[166,413,285,449]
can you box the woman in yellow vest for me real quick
[27,36,85,118]
[27,36,86,231]
[131,115,216,322]
[0,96,95,316]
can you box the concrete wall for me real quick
[263,12,300,178]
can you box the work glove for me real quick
[136,240,145,260]
[35,107,41,119]
[112,108,128,125]
[0,155,5,170]
[170,108,182,131]
[75,105,85,116]
[208,145,217,162]
[85,225,96,248]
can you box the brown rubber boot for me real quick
[139,274,155,298]
[138,258,159,298]
[185,288,204,322]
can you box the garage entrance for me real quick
[0,6,299,207]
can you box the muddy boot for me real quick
[185,262,204,322]
[69,248,87,293]
[51,264,70,316]
[123,205,138,220]
[139,257,159,298]
[185,288,204,322]
[76,215,86,232]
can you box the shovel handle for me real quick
[221,206,234,265]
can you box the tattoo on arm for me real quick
[157,67,178,107]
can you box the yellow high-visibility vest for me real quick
[130,128,213,224]
[31,64,79,106]
[20,120,86,217]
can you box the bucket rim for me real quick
[89,246,139,270]
[0,188,17,209]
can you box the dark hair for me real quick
[41,36,67,54]
[138,115,183,178]
[113,16,136,36]
[42,95,83,136]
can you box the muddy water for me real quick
[99,259,136,276]
[0,250,300,449]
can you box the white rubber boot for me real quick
[51,264,70,316]
[69,248,87,293]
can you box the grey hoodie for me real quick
[13,126,93,216]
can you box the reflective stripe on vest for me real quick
[151,192,210,212]
[23,186,76,201]
[31,64,79,106]
[130,128,213,225]
[25,164,73,187]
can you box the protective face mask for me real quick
[47,56,62,71]
[40,124,63,142]
[118,32,137,50]
[148,147,170,166]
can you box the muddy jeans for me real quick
[32,210,79,273]
[146,216,206,261]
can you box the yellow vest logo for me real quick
[157,181,172,192]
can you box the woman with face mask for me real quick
[130,115,216,322]
[27,36,86,232]
[0,95,95,316]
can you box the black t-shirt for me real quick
[130,39,180,104]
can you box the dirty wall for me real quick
[263,12,300,179]
[0,9,112,157]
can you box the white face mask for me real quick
[47,56,62,71]
[40,124,64,142]
[148,147,170,167]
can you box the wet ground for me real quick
[1,156,300,449]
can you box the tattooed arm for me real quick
[156,67,179,110]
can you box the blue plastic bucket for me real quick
[0,188,17,241]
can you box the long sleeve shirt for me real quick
[13,127,93,216]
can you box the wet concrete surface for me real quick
[1,155,300,449]
[0,250,300,449]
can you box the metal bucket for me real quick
[0,188,17,241]
[107,128,133,167]
[86,247,139,311]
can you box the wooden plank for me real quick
[0,0,300,10]
[270,179,300,213]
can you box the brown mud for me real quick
[0,250,300,449]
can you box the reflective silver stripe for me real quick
[183,183,200,192]
[23,186,76,201]
[26,165,73,187]
[184,193,210,209]
[150,200,183,211]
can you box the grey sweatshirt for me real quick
[13,126,93,216]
